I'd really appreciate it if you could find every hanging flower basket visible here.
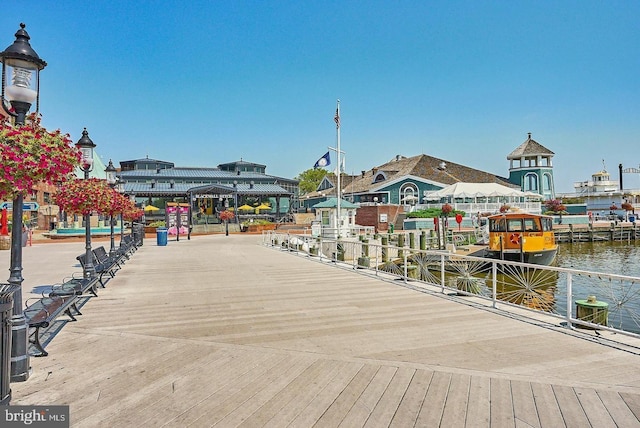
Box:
[0,113,81,200]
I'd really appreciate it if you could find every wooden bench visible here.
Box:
[23,295,81,357]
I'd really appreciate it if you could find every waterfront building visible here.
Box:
[117,157,299,222]
[560,165,640,219]
[507,133,556,200]
[300,134,554,229]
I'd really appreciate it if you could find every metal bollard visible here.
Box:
[0,283,19,405]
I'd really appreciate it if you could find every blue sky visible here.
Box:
[2,1,639,192]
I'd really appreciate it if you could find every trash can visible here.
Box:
[0,283,18,405]
[156,227,168,246]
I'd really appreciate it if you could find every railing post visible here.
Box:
[492,262,498,308]
[403,252,408,283]
[440,253,445,293]
[566,272,573,329]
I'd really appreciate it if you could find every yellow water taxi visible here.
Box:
[483,212,558,265]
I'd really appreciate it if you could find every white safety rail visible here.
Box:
[263,231,640,338]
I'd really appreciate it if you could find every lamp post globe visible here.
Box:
[105,160,117,255]
[1,23,46,384]
[75,128,96,279]
[0,23,47,123]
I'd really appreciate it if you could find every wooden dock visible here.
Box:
[554,223,640,243]
[4,235,640,427]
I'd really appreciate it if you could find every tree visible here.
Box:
[544,199,567,214]
[296,168,328,195]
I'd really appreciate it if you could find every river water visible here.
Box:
[555,240,640,277]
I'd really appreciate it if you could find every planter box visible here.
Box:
[144,226,157,234]
[246,224,276,233]
[0,236,9,250]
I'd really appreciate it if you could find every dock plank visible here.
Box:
[4,235,640,427]
[388,369,432,427]
[287,362,364,428]
[490,378,514,428]
[440,373,471,427]
[531,382,565,427]
[465,375,491,428]
[597,390,640,428]
[313,364,379,427]
[415,371,452,427]
[363,366,414,427]
[339,365,397,427]
[511,380,540,428]
[553,384,590,428]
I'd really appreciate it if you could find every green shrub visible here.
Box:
[241,219,273,226]
[148,221,166,227]
[406,208,466,218]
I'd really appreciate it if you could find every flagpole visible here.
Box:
[335,99,341,238]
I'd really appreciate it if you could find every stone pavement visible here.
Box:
[1,234,640,427]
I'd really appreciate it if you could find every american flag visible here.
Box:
[334,108,340,128]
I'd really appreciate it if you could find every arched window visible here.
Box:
[400,183,419,204]
[543,173,553,192]
[373,173,386,183]
[524,173,539,192]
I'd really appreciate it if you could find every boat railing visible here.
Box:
[263,231,640,339]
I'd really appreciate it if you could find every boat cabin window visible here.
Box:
[490,218,507,232]
[542,218,553,231]
[524,218,540,232]
[507,219,523,232]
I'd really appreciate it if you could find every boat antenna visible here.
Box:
[602,159,607,172]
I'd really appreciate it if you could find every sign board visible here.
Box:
[194,194,233,199]
[379,213,388,223]
[165,204,190,230]
[0,201,39,211]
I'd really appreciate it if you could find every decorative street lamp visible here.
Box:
[117,180,126,244]
[76,128,96,279]
[105,159,117,256]
[1,23,47,383]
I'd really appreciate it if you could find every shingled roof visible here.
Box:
[507,133,554,159]
[342,154,513,194]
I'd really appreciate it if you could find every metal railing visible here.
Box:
[263,231,640,338]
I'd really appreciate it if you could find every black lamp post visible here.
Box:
[105,159,117,256]
[1,23,47,383]
[76,128,96,279]
[117,180,126,244]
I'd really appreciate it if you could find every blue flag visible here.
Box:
[314,152,331,168]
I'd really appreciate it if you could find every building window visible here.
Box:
[524,173,538,192]
[543,173,552,192]
[321,210,329,225]
[400,183,418,204]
